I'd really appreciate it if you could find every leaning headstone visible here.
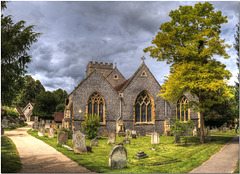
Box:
[72,131,87,154]
[123,138,131,145]
[91,138,98,146]
[57,132,68,145]
[2,119,8,129]
[38,126,45,137]
[102,129,108,137]
[151,132,159,144]
[107,133,116,145]
[131,130,137,139]
[48,128,55,138]
[109,145,127,169]
[136,151,148,159]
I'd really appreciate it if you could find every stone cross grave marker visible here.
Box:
[48,128,55,138]
[57,132,68,145]
[91,138,98,146]
[151,132,159,144]
[72,131,87,154]
[107,133,116,145]
[38,126,45,137]
[109,145,127,169]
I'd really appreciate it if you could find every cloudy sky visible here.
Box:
[3,1,239,93]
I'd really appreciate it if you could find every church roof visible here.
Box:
[15,107,24,116]
[54,112,64,122]
[114,79,130,91]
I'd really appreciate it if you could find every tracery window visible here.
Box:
[176,96,190,121]
[87,92,105,123]
[135,90,154,123]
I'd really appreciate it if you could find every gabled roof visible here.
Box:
[15,107,24,116]
[22,102,34,113]
[106,67,126,80]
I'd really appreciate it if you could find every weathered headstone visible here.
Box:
[32,123,38,130]
[38,126,45,137]
[107,133,116,145]
[136,151,148,159]
[57,132,68,145]
[131,130,137,139]
[151,132,159,144]
[58,125,62,129]
[109,145,127,169]
[2,119,8,129]
[72,131,87,154]
[123,138,130,145]
[48,128,55,138]
[51,123,58,130]
[192,127,197,136]
[91,138,98,146]
[45,123,50,129]
[102,129,108,137]
[125,129,131,138]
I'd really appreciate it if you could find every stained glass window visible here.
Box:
[135,90,153,123]
[87,92,105,123]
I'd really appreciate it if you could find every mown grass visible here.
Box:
[5,123,28,131]
[1,136,22,173]
[210,129,239,136]
[234,159,239,173]
[27,129,233,173]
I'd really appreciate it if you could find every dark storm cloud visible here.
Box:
[3,1,239,93]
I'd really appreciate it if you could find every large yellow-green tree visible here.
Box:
[144,2,232,143]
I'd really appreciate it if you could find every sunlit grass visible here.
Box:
[28,129,233,173]
[210,129,239,136]
[1,136,22,173]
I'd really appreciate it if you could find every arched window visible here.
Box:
[134,90,154,123]
[176,96,190,121]
[87,92,105,123]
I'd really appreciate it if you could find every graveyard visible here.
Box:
[27,128,233,173]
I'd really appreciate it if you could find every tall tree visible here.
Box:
[16,75,45,108]
[144,2,232,143]
[1,1,41,106]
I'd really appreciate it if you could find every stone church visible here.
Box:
[63,57,199,136]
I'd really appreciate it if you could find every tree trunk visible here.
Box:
[200,111,205,143]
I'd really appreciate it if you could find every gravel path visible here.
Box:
[190,136,239,173]
[4,122,94,173]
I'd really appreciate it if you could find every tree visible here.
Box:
[16,75,45,108]
[160,61,233,143]
[32,91,57,119]
[55,103,66,112]
[81,113,101,140]
[52,88,68,105]
[1,2,41,106]
[144,2,232,143]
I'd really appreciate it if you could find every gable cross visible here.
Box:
[141,56,146,62]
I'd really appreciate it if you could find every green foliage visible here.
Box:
[170,118,195,144]
[16,75,45,108]
[1,136,22,173]
[144,2,230,64]
[52,88,68,105]
[32,91,57,119]
[57,143,62,147]
[5,123,28,131]
[60,127,73,139]
[81,113,101,140]
[1,2,41,106]
[3,106,19,118]
[56,103,66,112]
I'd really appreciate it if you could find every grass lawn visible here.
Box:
[28,129,233,173]
[234,159,239,173]
[5,123,28,131]
[210,129,239,136]
[1,136,22,173]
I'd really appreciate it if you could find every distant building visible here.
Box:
[54,112,64,123]
[63,57,200,135]
[22,102,34,121]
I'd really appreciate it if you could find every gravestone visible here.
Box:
[109,145,127,169]
[2,119,8,129]
[45,123,50,129]
[38,126,45,137]
[123,138,130,145]
[102,129,108,137]
[59,125,62,129]
[19,119,24,125]
[48,128,55,138]
[72,131,87,154]
[51,123,58,130]
[91,138,98,146]
[15,120,19,127]
[131,130,137,139]
[9,123,16,127]
[136,151,148,159]
[192,127,197,136]
[125,129,131,138]
[107,133,116,145]
[57,132,68,145]
[151,132,159,144]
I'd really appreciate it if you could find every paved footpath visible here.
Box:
[190,136,239,173]
[4,122,94,173]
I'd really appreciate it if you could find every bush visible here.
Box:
[59,127,73,139]
[81,113,101,140]
[3,106,19,118]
